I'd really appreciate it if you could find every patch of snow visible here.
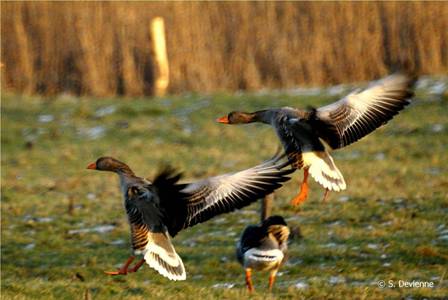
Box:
[367,244,379,250]
[328,221,342,227]
[173,100,210,117]
[22,128,38,141]
[286,259,303,266]
[77,126,106,140]
[321,242,338,248]
[182,126,193,135]
[236,210,257,215]
[287,87,323,97]
[416,77,432,89]
[383,262,391,267]
[222,160,237,168]
[338,196,350,202]
[22,215,54,223]
[350,281,366,287]
[207,230,224,237]
[294,280,309,289]
[181,240,197,247]
[161,99,172,107]
[365,225,374,231]
[393,198,405,204]
[336,150,361,160]
[431,124,444,133]
[213,217,226,224]
[381,221,393,227]
[38,114,54,123]
[212,283,235,289]
[68,224,115,235]
[438,235,448,241]
[429,82,447,95]
[95,105,116,117]
[237,219,250,224]
[374,152,386,160]
[24,243,35,250]
[83,126,106,140]
[36,217,54,223]
[110,239,125,245]
[425,168,441,175]
[285,216,302,222]
[439,229,448,235]
[327,84,347,96]
[329,276,346,285]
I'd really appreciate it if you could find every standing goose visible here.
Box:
[86,154,292,281]
[236,215,290,292]
[217,73,415,205]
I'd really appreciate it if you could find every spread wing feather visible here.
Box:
[181,154,293,230]
[311,73,415,149]
[153,153,293,237]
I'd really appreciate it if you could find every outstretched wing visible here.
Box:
[310,73,415,149]
[125,185,186,281]
[180,154,293,231]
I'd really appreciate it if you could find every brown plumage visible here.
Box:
[87,154,293,280]
[236,215,290,292]
[217,73,416,205]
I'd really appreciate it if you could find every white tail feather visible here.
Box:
[303,151,346,191]
[143,232,186,281]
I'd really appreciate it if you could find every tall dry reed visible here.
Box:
[1,2,447,96]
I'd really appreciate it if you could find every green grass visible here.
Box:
[1,90,447,299]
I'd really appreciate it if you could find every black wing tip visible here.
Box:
[154,165,183,185]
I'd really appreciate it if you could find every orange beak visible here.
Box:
[216,116,229,124]
[86,162,97,170]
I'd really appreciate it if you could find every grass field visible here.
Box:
[1,83,447,299]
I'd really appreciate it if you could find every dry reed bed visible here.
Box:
[1,2,447,96]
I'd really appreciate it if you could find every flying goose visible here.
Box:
[217,73,415,205]
[86,154,292,280]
